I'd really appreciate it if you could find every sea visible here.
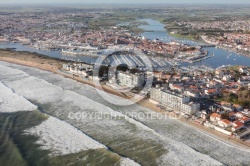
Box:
[0,61,250,165]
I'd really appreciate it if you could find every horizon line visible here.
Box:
[1,2,250,4]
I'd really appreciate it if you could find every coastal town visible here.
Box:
[1,3,250,166]
[0,5,250,145]
[201,33,250,55]
[169,19,250,56]
[0,10,208,63]
[61,60,250,143]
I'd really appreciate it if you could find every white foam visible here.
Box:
[25,116,106,156]
[120,157,141,166]
[0,81,37,112]
[0,62,249,165]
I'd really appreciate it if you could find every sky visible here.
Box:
[1,0,250,4]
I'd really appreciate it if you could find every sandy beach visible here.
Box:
[0,49,249,150]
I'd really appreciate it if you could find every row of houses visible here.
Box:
[62,63,93,78]
[205,111,250,139]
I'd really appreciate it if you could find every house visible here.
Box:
[171,84,184,92]
[242,109,250,116]
[153,72,163,80]
[221,103,234,111]
[239,116,250,124]
[213,77,223,83]
[210,113,222,122]
[205,89,218,95]
[62,64,71,70]
[235,112,244,119]
[200,110,208,119]
[172,75,181,81]
[228,112,237,121]
[222,75,232,82]
[218,119,231,128]
[185,90,200,98]
[232,121,244,132]
[182,76,191,81]
[215,70,225,77]
[239,67,248,74]
[237,78,249,85]
[206,80,218,88]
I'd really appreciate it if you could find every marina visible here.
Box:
[187,52,214,63]
[139,19,250,68]
[61,50,99,57]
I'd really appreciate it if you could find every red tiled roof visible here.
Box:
[228,112,236,117]
[220,119,231,125]
[240,116,250,123]
[233,121,244,129]
[210,113,221,118]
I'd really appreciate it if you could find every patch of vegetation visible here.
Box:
[169,33,200,41]
[219,88,250,108]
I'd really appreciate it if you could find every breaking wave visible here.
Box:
[1,61,249,165]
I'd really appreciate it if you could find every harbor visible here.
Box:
[139,19,250,68]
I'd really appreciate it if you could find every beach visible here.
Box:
[0,49,250,149]
[0,50,250,165]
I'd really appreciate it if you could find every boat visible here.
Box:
[211,52,215,57]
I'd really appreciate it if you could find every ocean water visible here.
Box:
[0,61,250,165]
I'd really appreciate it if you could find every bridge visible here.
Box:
[199,44,216,48]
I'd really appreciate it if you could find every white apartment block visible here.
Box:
[117,72,145,88]
[150,88,200,115]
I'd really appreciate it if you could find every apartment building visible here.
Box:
[117,72,145,88]
[150,88,200,115]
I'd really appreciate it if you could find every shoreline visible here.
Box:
[216,45,250,58]
[157,21,250,59]
[199,37,250,58]
[0,50,249,150]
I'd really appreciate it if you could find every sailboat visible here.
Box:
[211,52,215,57]
[227,53,232,59]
